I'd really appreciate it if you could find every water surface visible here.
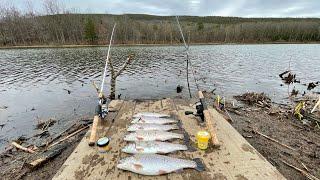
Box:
[0,44,319,150]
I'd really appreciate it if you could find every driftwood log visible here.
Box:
[11,142,36,154]
[28,143,68,169]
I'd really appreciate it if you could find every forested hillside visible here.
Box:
[1,5,320,46]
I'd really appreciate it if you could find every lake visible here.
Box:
[0,44,319,150]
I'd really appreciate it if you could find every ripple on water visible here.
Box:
[0,44,319,150]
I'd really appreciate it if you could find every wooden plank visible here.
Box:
[88,115,100,146]
[52,100,134,180]
[53,99,285,180]
[198,91,220,146]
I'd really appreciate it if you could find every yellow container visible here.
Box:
[196,131,210,150]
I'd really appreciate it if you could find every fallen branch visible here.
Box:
[281,160,319,180]
[11,142,36,153]
[28,143,68,169]
[224,109,234,123]
[41,122,77,147]
[311,97,320,113]
[252,129,296,151]
[48,125,89,148]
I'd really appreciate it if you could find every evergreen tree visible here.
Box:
[84,18,97,43]
[197,22,204,31]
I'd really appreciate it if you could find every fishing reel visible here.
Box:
[95,103,108,119]
[185,102,204,122]
[95,93,109,119]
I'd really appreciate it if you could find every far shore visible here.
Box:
[0,41,320,49]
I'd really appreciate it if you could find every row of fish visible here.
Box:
[117,112,205,176]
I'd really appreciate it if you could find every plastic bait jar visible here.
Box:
[196,131,210,150]
[97,137,110,153]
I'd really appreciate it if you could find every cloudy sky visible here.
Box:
[4,0,320,17]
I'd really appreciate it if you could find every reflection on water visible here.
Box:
[0,44,319,149]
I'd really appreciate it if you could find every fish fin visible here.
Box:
[136,147,144,152]
[186,144,196,152]
[133,163,143,170]
[157,151,167,154]
[183,132,196,152]
[177,120,183,129]
[158,169,168,175]
[193,158,205,172]
[136,136,144,141]
[174,169,184,173]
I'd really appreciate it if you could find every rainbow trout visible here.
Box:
[127,123,179,132]
[122,141,188,154]
[131,116,178,124]
[124,130,183,141]
[117,154,205,175]
[133,112,170,118]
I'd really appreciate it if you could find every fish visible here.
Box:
[124,130,183,142]
[127,123,179,132]
[122,141,188,154]
[131,116,178,124]
[133,112,170,118]
[117,154,205,175]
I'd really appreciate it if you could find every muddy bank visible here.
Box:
[0,92,319,179]
[226,92,320,180]
[0,118,90,179]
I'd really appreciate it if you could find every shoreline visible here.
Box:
[0,41,319,49]
[1,94,319,179]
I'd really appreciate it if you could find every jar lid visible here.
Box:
[97,137,110,147]
[197,131,210,137]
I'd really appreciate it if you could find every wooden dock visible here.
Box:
[53,98,285,180]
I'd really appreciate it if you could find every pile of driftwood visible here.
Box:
[0,118,91,178]
[232,91,320,128]
[234,92,271,108]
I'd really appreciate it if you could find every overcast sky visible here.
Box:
[4,0,320,17]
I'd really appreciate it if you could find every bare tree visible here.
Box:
[108,54,134,99]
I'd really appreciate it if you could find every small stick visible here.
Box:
[253,129,296,151]
[48,125,89,148]
[43,122,77,147]
[301,162,309,172]
[281,160,319,180]
[224,109,234,123]
[311,97,320,113]
[11,142,35,153]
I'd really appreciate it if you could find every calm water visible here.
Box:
[0,44,319,149]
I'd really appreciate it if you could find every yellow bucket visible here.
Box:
[196,131,210,150]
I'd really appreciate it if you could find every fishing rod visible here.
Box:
[175,16,220,147]
[89,23,116,146]
[175,16,195,98]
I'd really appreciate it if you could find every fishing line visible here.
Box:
[175,16,201,98]
[100,23,117,94]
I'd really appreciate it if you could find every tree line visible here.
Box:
[0,1,320,46]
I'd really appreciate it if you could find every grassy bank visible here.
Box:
[1,41,320,50]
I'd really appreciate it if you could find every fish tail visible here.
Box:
[176,120,183,129]
[183,132,196,152]
[171,124,179,130]
[193,158,205,172]
[177,133,184,139]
